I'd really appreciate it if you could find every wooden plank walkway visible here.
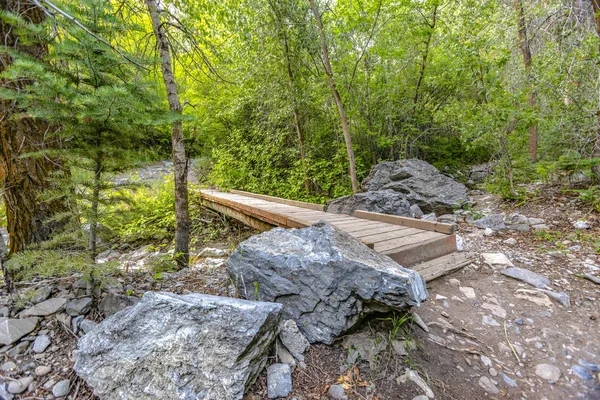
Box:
[199,189,474,281]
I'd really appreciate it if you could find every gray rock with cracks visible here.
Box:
[74,292,283,400]
[278,319,310,362]
[326,190,414,217]
[227,221,427,344]
[361,159,469,214]
[501,267,550,289]
[267,363,292,399]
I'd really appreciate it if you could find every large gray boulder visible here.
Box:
[227,222,427,344]
[361,160,469,214]
[74,292,282,400]
[326,189,415,217]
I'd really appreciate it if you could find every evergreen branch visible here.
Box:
[30,0,149,71]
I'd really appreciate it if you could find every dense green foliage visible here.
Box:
[175,0,600,199]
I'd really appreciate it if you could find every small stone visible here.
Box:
[482,253,514,270]
[538,289,570,308]
[392,340,408,356]
[52,379,70,397]
[0,317,39,345]
[448,278,461,287]
[481,303,507,319]
[98,293,139,317]
[501,267,550,289]
[504,238,517,245]
[480,355,492,367]
[267,363,292,399]
[79,319,98,334]
[43,379,55,390]
[484,228,494,236]
[279,319,310,362]
[410,204,424,218]
[456,235,465,251]
[478,376,499,394]
[428,334,447,346]
[482,315,500,326]
[198,247,229,258]
[72,279,87,289]
[55,313,72,328]
[1,361,16,372]
[21,297,67,317]
[7,376,34,394]
[65,297,92,316]
[7,341,30,357]
[571,365,593,380]
[277,341,296,370]
[502,373,518,387]
[412,312,429,333]
[515,289,552,307]
[573,221,590,230]
[578,359,600,372]
[32,334,51,353]
[327,384,348,400]
[35,365,52,376]
[489,367,498,377]
[533,224,549,230]
[459,286,476,299]
[412,396,429,400]
[535,363,561,382]
[422,213,436,221]
[30,286,53,304]
[397,369,434,398]
[0,385,13,400]
[515,318,524,325]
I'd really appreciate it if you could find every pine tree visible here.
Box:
[0,0,167,286]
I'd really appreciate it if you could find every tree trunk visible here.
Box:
[144,0,190,268]
[86,151,102,295]
[308,0,360,193]
[0,0,69,257]
[268,1,311,195]
[88,153,102,259]
[411,5,438,118]
[514,0,538,162]
[591,0,600,181]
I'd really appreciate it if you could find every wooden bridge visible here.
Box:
[199,189,473,281]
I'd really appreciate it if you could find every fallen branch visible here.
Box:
[504,320,521,363]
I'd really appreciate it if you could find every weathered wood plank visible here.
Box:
[350,225,410,238]
[200,199,276,231]
[375,231,445,252]
[353,210,456,235]
[329,220,385,233]
[384,235,457,267]
[229,189,325,211]
[413,252,475,281]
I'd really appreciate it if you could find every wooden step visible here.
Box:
[381,234,457,267]
[412,252,476,281]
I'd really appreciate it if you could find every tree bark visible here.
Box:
[0,0,69,256]
[591,0,600,181]
[268,1,311,195]
[411,5,438,118]
[144,0,190,268]
[308,0,360,193]
[514,0,538,162]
